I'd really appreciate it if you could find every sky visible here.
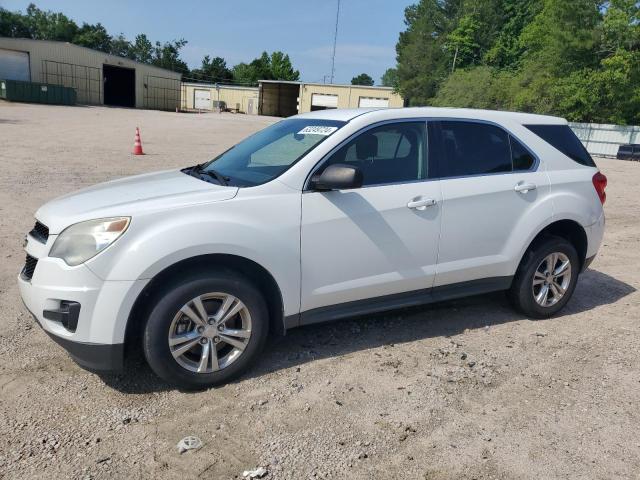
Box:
[3,0,415,85]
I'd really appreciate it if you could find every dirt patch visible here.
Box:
[0,104,638,479]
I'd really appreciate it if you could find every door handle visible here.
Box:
[407,197,437,210]
[514,182,537,194]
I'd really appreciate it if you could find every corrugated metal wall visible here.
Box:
[0,38,181,110]
[570,122,640,158]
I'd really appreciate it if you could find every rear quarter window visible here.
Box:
[524,124,595,167]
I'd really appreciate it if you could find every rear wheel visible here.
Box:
[508,236,579,318]
[143,270,268,389]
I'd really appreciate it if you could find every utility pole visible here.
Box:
[330,0,341,84]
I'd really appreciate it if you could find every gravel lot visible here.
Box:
[0,103,638,480]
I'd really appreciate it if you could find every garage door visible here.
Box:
[311,93,338,109]
[194,89,211,110]
[0,48,30,82]
[358,97,389,108]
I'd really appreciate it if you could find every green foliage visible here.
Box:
[270,52,300,82]
[351,73,374,86]
[431,66,516,110]
[191,56,233,82]
[74,23,111,52]
[446,15,482,70]
[381,68,399,88]
[232,51,300,85]
[396,0,640,124]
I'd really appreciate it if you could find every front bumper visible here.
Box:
[18,235,148,373]
[22,298,124,371]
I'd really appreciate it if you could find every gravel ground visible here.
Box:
[0,102,638,480]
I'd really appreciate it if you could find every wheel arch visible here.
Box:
[519,219,588,272]
[124,254,286,354]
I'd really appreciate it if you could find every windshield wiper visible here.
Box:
[189,164,230,186]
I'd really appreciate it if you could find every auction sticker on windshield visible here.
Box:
[297,126,338,136]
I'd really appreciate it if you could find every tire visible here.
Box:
[142,269,269,390]
[508,236,580,318]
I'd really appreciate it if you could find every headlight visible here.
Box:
[49,217,130,266]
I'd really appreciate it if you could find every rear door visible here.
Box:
[431,120,552,286]
[300,120,442,316]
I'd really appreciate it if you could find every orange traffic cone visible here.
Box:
[133,127,144,155]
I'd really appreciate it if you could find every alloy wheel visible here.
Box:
[167,292,252,373]
[532,252,572,308]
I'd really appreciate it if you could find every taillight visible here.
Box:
[592,172,607,204]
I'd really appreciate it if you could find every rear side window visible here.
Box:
[524,124,595,167]
[433,121,512,177]
[510,135,535,171]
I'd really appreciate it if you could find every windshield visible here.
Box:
[197,118,346,187]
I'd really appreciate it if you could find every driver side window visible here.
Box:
[323,122,427,186]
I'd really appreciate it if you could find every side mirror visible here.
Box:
[312,164,363,191]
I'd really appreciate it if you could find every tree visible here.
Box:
[351,73,374,86]
[129,34,154,64]
[151,39,189,74]
[232,51,300,85]
[191,55,233,82]
[485,0,540,69]
[431,66,516,110]
[392,0,640,124]
[395,0,458,104]
[0,8,31,37]
[269,51,300,81]
[446,15,482,71]
[109,34,132,59]
[381,68,399,88]
[74,23,111,52]
[24,3,78,41]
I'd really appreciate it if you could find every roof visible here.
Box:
[258,79,395,91]
[294,107,567,125]
[0,37,182,77]
[181,81,258,91]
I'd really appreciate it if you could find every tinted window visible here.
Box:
[524,124,595,167]
[510,135,535,170]
[435,121,511,177]
[323,122,427,186]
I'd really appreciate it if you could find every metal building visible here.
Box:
[258,80,405,117]
[181,82,259,114]
[0,37,182,110]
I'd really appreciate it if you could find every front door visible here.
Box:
[300,121,442,316]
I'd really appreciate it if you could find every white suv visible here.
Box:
[19,108,607,389]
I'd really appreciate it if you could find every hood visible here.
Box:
[36,169,238,233]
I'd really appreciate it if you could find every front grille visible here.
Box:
[22,254,38,281]
[29,221,49,244]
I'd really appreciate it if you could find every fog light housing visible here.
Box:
[43,301,81,332]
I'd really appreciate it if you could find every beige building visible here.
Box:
[0,37,182,110]
[258,80,404,117]
[181,82,259,114]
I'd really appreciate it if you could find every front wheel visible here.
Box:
[143,270,269,389]
[508,236,580,318]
